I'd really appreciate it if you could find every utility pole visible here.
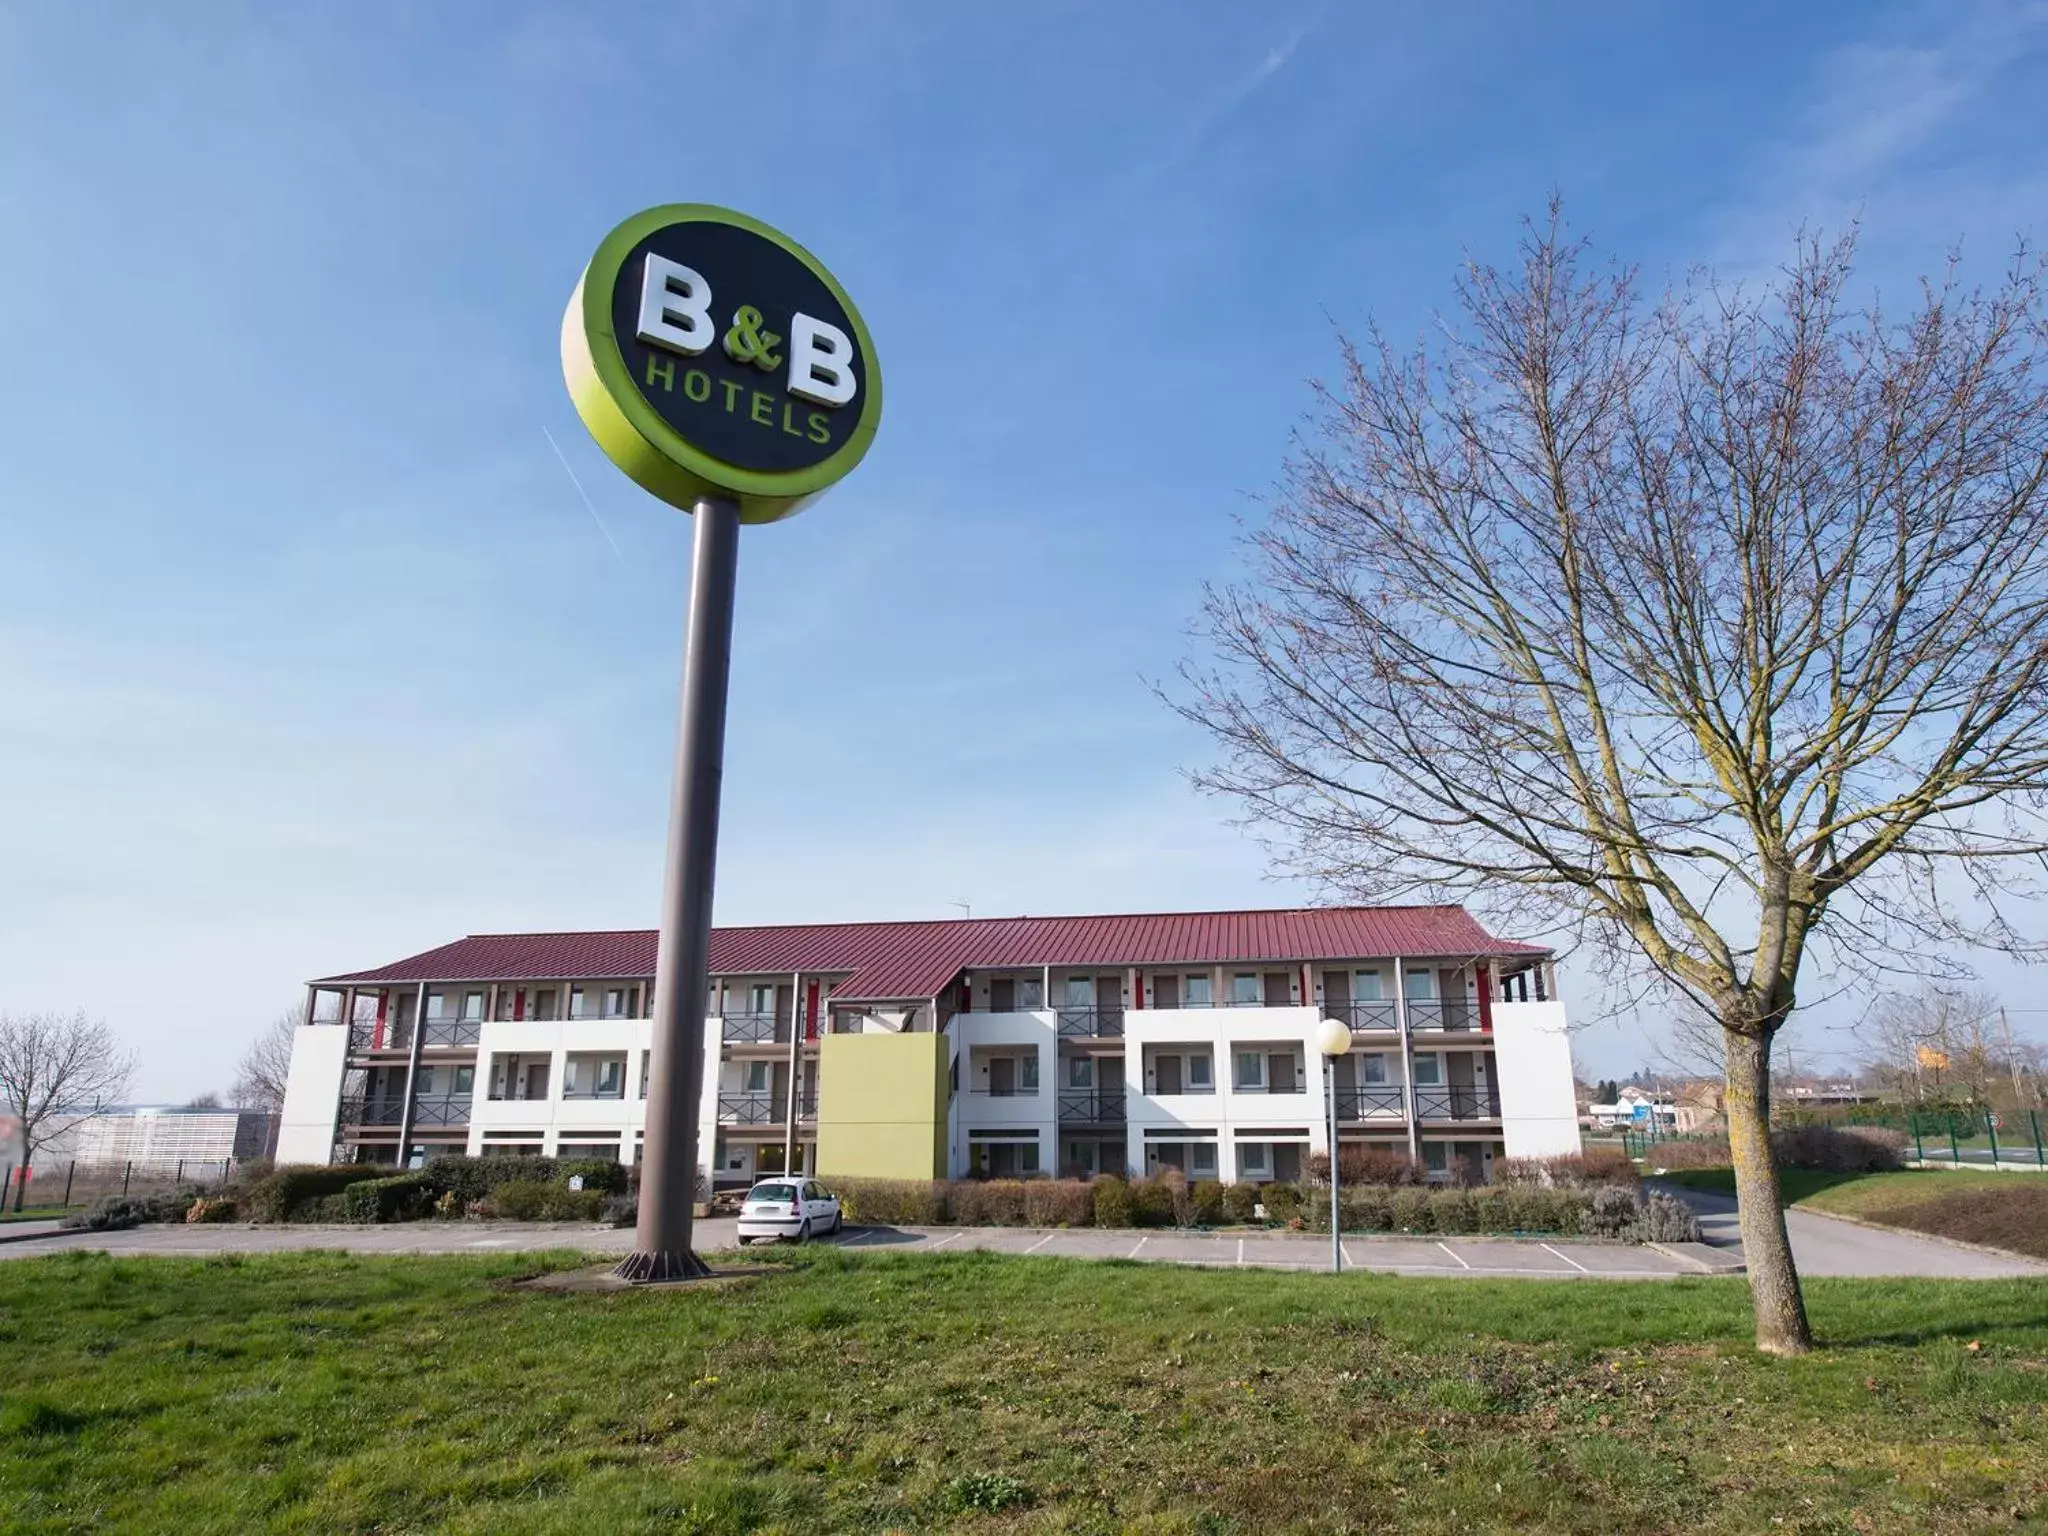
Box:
[2001,1007,2031,1109]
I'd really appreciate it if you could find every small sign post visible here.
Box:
[562,205,881,1281]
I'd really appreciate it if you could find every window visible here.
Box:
[533,988,557,1022]
[1188,1052,1213,1090]
[1067,1056,1094,1089]
[569,985,588,1019]
[742,1060,770,1093]
[750,983,774,1014]
[1064,975,1094,1007]
[1422,1141,1449,1173]
[604,987,628,1019]
[1230,973,1260,1006]
[1238,1142,1270,1176]
[1404,968,1436,1000]
[1018,1053,1039,1092]
[1361,1053,1389,1086]
[1191,1143,1218,1177]
[1019,976,1045,1009]
[1235,1051,1266,1089]
[1185,974,1213,1007]
[462,991,485,1021]
[1413,1053,1442,1086]
[639,1053,649,1099]
[1354,969,1385,1001]
[425,991,450,1020]
[452,1065,475,1096]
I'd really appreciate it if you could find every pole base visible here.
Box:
[611,1248,715,1284]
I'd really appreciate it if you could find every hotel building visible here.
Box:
[276,905,1579,1187]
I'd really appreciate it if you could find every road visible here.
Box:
[1661,1183,2047,1279]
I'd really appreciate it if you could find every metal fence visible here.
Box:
[1,1157,249,1214]
[1619,1107,2048,1168]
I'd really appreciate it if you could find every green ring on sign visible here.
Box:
[561,203,884,524]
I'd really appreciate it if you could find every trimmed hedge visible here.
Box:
[342,1174,430,1225]
[831,1178,949,1226]
[480,1179,607,1221]
[243,1164,389,1223]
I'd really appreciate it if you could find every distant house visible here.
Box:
[1585,1085,1676,1132]
[1672,1079,1725,1135]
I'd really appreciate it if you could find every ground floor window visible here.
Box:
[1235,1140,1305,1183]
[1060,1138,1122,1179]
[1145,1139,1219,1179]
[480,1138,544,1157]
[556,1140,619,1162]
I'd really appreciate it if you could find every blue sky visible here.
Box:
[3,1,2046,1100]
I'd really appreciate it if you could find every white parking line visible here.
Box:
[1129,1235,1149,1259]
[1237,1238,1245,1267]
[1024,1233,1056,1254]
[1436,1241,1471,1270]
[1340,1242,1361,1268]
[1541,1242,1589,1273]
[930,1231,966,1250]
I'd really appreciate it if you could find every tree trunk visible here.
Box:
[1723,1027,1813,1355]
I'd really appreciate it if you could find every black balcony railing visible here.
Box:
[797,1089,819,1118]
[721,1011,787,1044]
[422,1019,482,1049]
[1335,1087,1408,1120]
[1331,1001,1399,1031]
[1413,1087,1501,1120]
[1402,1000,1479,1033]
[1056,1006,1125,1038]
[718,1091,780,1125]
[1057,1090,1126,1123]
[337,1097,404,1127]
[409,1094,473,1126]
[969,1086,1040,1098]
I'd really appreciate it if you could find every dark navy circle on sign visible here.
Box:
[609,220,863,475]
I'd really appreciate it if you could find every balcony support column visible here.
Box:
[784,970,801,1176]
[394,981,428,1167]
[1394,958,1420,1161]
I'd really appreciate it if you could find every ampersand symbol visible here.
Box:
[722,305,783,371]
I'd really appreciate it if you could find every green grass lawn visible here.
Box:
[0,1206,65,1224]
[1660,1167,2048,1259]
[3,1251,2047,1533]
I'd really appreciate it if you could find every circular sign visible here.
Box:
[562,205,882,523]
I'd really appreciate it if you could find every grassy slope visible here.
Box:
[2,1251,2046,1534]
[1661,1168,2048,1258]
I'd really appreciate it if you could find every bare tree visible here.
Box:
[1859,985,1998,1102]
[0,1012,133,1211]
[1180,208,2048,1354]
[230,1009,300,1115]
[183,1091,225,1111]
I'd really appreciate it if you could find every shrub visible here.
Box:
[543,1188,607,1222]
[244,1163,390,1223]
[1023,1179,1093,1227]
[1221,1182,1259,1224]
[554,1158,630,1195]
[953,1179,1029,1226]
[1261,1183,1304,1225]
[831,1178,948,1225]
[1432,1186,1479,1234]
[63,1198,147,1232]
[1190,1179,1226,1226]
[1633,1190,1704,1243]
[1773,1124,1906,1173]
[601,1193,638,1227]
[1126,1177,1176,1228]
[1091,1175,1134,1228]
[1587,1184,1641,1238]
[1648,1137,1733,1170]
[483,1179,555,1221]
[420,1155,559,1206]
[342,1174,429,1225]
[1387,1188,1432,1232]
[1342,1187,1392,1232]
[1158,1169,1196,1228]
[184,1196,238,1224]
[1343,1147,1428,1186]
[306,1192,350,1221]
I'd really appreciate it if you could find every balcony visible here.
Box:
[721,1011,788,1045]
[337,1098,404,1128]
[422,1019,483,1049]
[1056,1006,1124,1038]
[562,1085,627,1101]
[717,1091,781,1126]
[1403,1000,1482,1033]
[967,1086,1040,1098]
[1335,1087,1408,1121]
[1330,1001,1398,1032]
[347,1022,411,1053]
[796,1088,818,1119]
[1057,1090,1126,1124]
[1414,1087,1501,1120]
[409,1094,473,1127]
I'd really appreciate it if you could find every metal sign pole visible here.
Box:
[615,494,741,1283]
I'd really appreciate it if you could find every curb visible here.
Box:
[0,1222,73,1246]
[1644,1240,1745,1275]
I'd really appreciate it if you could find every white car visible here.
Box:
[736,1178,842,1244]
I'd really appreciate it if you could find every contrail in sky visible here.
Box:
[541,422,628,568]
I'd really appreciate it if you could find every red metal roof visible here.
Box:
[314,905,1547,1000]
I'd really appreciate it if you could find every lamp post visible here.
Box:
[1314,1016,1353,1273]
